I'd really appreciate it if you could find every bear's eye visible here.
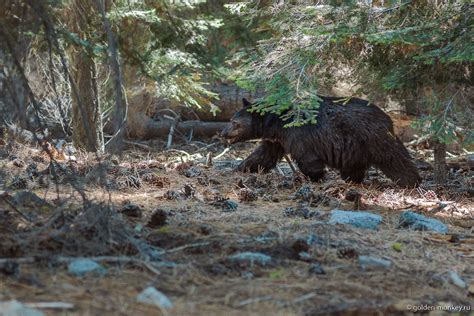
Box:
[232,121,240,128]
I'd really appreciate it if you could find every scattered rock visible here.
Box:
[67,259,106,277]
[329,210,382,230]
[0,300,44,316]
[359,255,392,269]
[210,199,239,212]
[147,209,168,228]
[298,251,312,261]
[308,263,326,275]
[467,155,474,170]
[398,211,448,234]
[448,270,467,289]
[136,286,173,309]
[223,200,239,212]
[229,252,272,266]
[119,203,143,218]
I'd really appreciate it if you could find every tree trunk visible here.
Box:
[136,117,227,140]
[433,140,447,185]
[68,0,104,152]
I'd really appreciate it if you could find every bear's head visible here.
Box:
[220,98,261,144]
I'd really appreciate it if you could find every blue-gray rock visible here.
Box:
[308,263,326,275]
[136,287,173,309]
[399,211,448,234]
[359,256,392,269]
[329,210,382,230]
[229,252,272,266]
[0,300,44,316]
[67,259,106,277]
[448,271,467,289]
[222,200,238,212]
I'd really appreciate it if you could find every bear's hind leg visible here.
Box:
[374,139,421,187]
[340,166,367,184]
[297,158,326,181]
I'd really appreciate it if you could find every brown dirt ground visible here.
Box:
[0,140,473,316]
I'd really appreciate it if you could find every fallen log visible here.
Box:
[138,119,228,140]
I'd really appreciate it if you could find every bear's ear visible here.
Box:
[242,98,251,108]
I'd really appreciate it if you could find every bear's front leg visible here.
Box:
[340,165,367,183]
[296,158,326,181]
[237,141,285,173]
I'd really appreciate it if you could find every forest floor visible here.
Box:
[0,138,473,316]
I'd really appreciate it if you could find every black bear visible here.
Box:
[220,97,421,187]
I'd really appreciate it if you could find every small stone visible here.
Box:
[67,259,106,277]
[448,270,467,289]
[358,255,392,269]
[136,286,173,309]
[329,210,382,230]
[298,251,312,260]
[0,300,44,316]
[467,155,474,170]
[398,211,448,234]
[222,200,238,212]
[229,252,272,266]
[308,263,326,275]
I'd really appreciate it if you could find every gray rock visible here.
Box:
[222,200,238,212]
[308,263,326,275]
[448,271,467,289]
[467,155,474,170]
[0,300,44,316]
[136,287,173,309]
[399,211,448,234]
[67,259,106,277]
[329,210,382,230]
[359,256,392,269]
[229,252,272,266]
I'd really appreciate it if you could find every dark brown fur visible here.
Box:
[221,97,421,187]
